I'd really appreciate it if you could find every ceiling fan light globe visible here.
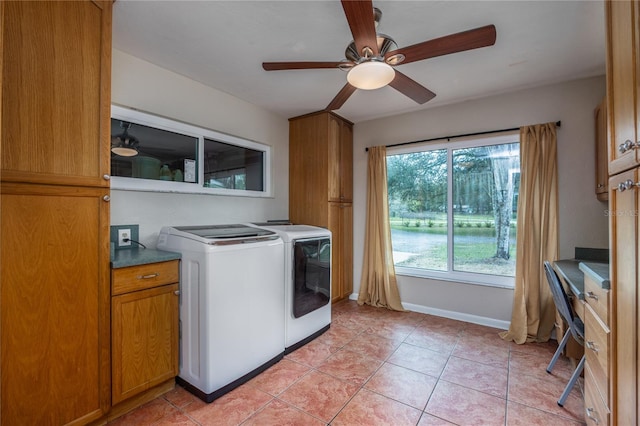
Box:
[347,61,395,90]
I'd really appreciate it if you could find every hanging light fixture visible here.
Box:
[111,121,139,157]
[347,60,395,90]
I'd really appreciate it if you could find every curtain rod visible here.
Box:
[365,120,561,152]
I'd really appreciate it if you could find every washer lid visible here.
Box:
[249,223,331,242]
[163,224,277,245]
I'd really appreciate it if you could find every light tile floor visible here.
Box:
[109,300,585,425]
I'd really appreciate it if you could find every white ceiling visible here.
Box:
[112,0,605,124]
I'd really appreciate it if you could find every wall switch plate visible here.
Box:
[110,224,140,251]
[117,229,131,247]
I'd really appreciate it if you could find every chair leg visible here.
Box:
[547,328,571,373]
[558,355,585,407]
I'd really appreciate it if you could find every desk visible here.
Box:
[553,259,609,360]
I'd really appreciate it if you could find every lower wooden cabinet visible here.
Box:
[111,260,179,405]
[0,183,111,425]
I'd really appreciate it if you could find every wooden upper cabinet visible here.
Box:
[1,0,112,187]
[289,111,354,217]
[606,0,640,175]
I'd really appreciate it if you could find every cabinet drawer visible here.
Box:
[112,260,179,295]
[585,303,610,402]
[585,363,610,426]
[584,275,610,326]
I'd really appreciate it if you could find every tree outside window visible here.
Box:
[387,136,519,285]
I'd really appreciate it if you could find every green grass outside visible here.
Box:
[391,214,517,276]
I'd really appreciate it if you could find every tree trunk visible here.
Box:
[488,146,514,260]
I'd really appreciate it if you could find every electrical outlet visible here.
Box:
[118,228,131,247]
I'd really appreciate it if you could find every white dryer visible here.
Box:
[251,223,331,353]
[157,224,284,402]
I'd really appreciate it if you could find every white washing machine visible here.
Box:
[156,224,284,402]
[250,223,331,353]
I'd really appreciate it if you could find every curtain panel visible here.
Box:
[501,122,559,344]
[358,146,405,311]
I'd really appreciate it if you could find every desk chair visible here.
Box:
[543,261,585,407]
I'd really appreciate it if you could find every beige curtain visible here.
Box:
[358,146,405,311]
[501,122,559,344]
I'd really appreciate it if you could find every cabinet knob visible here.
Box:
[586,341,599,353]
[597,184,604,188]
[174,290,181,296]
[586,291,599,301]
[618,139,636,153]
[103,174,111,181]
[616,179,637,192]
[102,195,110,202]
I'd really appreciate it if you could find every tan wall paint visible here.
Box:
[352,76,607,323]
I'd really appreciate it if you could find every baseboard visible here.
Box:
[348,292,510,330]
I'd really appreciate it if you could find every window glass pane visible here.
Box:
[387,150,448,271]
[452,143,519,276]
[203,138,264,191]
[110,119,198,182]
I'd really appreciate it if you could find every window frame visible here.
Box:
[109,105,273,198]
[387,131,519,289]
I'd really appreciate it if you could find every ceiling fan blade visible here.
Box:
[326,83,357,111]
[262,61,347,71]
[389,71,436,104]
[386,24,497,65]
[341,0,379,56]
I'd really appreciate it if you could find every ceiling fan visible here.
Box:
[262,0,497,111]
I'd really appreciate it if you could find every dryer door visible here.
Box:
[292,238,331,318]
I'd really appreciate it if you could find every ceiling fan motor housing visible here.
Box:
[345,33,398,63]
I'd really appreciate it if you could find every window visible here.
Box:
[110,105,272,197]
[387,133,520,288]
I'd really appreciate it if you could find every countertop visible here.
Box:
[579,261,611,290]
[554,259,609,298]
[111,248,181,269]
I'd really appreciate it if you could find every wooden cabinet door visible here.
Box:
[329,202,353,302]
[609,168,638,426]
[606,0,640,175]
[0,182,111,425]
[595,99,609,200]
[289,113,329,226]
[112,284,179,405]
[1,0,112,187]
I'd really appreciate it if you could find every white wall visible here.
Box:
[110,50,289,247]
[352,76,608,325]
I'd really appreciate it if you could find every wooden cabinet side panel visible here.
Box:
[1,1,112,186]
[341,203,354,298]
[340,122,353,202]
[0,183,110,424]
[607,0,638,175]
[609,169,638,426]
[327,116,341,201]
[328,203,342,302]
[595,99,609,199]
[328,203,353,302]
